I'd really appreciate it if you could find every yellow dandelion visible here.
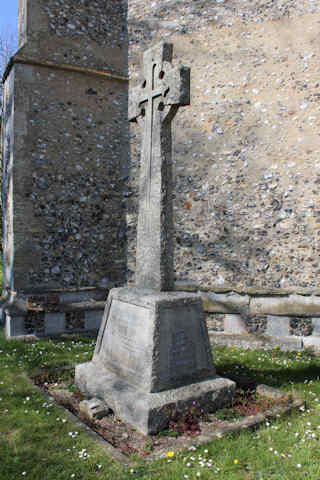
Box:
[297,352,301,356]
[167,451,175,458]
[233,459,239,465]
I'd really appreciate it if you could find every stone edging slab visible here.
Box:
[25,373,304,464]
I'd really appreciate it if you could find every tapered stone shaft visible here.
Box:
[129,42,190,291]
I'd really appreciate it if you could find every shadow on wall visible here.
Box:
[128,2,319,291]
[130,107,282,290]
[1,74,14,295]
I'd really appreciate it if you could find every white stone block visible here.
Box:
[5,315,26,338]
[224,314,247,334]
[265,316,290,337]
[45,313,65,334]
[312,318,320,336]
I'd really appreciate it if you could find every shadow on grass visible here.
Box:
[216,362,320,389]
[1,326,319,390]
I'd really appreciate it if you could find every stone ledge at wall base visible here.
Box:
[173,282,320,353]
[209,332,320,353]
[175,281,320,315]
[2,287,108,339]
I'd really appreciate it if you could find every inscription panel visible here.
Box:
[101,299,153,389]
[169,330,196,371]
[154,302,212,391]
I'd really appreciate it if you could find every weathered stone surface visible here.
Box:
[2,0,128,338]
[18,0,127,74]
[251,295,320,317]
[76,44,234,435]
[128,2,320,293]
[44,313,65,334]
[94,287,216,392]
[210,332,304,352]
[129,42,190,291]
[224,314,247,334]
[76,361,235,435]
[202,292,249,314]
[174,280,198,292]
[4,316,25,338]
[312,318,320,336]
[76,286,236,434]
[50,389,79,412]
[265,316,290,337]
[302,337,320,352]
[206,313,224,332]
[79,398,110,422]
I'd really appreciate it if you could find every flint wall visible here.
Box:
[1,0,129,337]
[127,0,320,347]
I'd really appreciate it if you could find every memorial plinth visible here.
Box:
[75,287,235,434]
[76,42,235,435]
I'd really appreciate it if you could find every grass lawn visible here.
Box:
[0,331,320,480]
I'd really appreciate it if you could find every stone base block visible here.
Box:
[224,314,247,334]
[312,318,320,336]
[75,287,236,434]
[265,316,290,337]
[4,315,26,338]
[76,361,235,435]
[45,313,66,334]
[2,287,106,338]
[4,308,104,339]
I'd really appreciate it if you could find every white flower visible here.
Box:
[297,464,302,469]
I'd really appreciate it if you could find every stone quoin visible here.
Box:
[1,0,129,338]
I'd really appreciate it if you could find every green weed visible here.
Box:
[0,331,320,479]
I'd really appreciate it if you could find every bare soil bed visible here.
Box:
[31,366,304,460]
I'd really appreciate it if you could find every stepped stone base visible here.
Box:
[75,287,236,434]
[76,361,235,435]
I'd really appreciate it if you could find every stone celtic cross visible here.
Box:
[129,42,190,291]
